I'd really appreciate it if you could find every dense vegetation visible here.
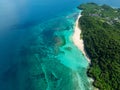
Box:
[78,3,120,90]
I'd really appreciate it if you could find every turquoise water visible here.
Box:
[20,9,92,90]
[31,9,92,90]
[0,9,93,90]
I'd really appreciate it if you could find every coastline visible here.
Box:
[77,3,120,90]
[72,14,91,63]
[72,13,99,90]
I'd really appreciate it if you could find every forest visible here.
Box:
[78,3,120,90]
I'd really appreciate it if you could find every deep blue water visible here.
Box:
[0,0,120,90]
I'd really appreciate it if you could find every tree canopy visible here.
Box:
[78,3,120,90]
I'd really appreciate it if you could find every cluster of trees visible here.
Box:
[78,3,120,90]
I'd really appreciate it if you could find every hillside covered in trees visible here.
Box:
[78,3,120,90]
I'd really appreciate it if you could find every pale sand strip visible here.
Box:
[72,14,91,63]
[72,14,99,90]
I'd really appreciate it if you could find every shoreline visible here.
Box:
[72,13,99,90]
[72,14,91,63]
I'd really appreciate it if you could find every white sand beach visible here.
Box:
[72,14,91,63]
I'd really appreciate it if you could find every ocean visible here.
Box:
[0,0,119,90]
